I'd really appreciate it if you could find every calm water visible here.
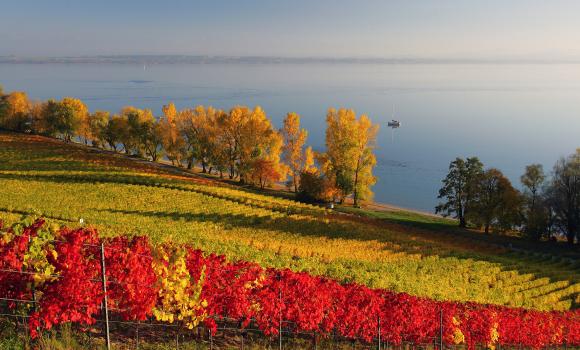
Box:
[1,63,580,212]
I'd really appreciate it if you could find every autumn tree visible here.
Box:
[324,108,379,206]
[468,168,522,234]
[117,106,160,159]
[103,114,127,152]
[159,103,187,166]
[139,115,164,162]
[87,111,110,148]
[238,106,285,186]
[351,115,379,206]
[281,112,308,192]
[216,107,243,179]
[29,101,50,135]
[43,98,86,142]
[176,105,223,171]
[436,157,484,227]
[61,97,88,141]
[303,146,316,173]
[0,91,30,131]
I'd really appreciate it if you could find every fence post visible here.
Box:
[135,321,139,350]
[377,316,381,350]
[439,308,443,350]
[100,242,111,350]
[277,272,282,350]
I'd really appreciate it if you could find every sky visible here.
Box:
[1,0,580,59]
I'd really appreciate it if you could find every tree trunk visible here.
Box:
[353,160,361,207]
[459,216,466,228]
[484,223,490,234]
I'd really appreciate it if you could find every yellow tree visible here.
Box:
[352,115,379,206]
[281,112,308,192]
[237,106,285,185]
[61,97,88,141]
[303,146,317,174]
[87,111,110,148]
[324,108,379,206]
[160,102,187,166]
[42,97,86,142]
[29,101,49,135]
[0,91,30,131]
[120,106,160,158]
[216,106,245,179]
[325,108,357,203]
[249,130,287,188]
[175,105,224,171]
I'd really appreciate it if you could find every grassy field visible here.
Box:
[1,131,579,311]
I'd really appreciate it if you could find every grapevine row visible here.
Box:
[1,218,578,349]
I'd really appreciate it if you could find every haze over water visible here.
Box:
[2,62,579,212]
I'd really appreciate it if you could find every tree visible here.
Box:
[61,97,88,141]
[520,164,548,240]
[281,112,308,192]
[0,91,30,131]
[139,116,164,162]
[214,106,285,185]
[303,146,316,173]
[103,114,127,152]
[546,150,580,244]
[87,111,110,148]
[114,106,157,156]
[435,157,484,227]
[159,103,187,167]
[43,98,85,142]
[216,107,243,179]
[298,151,340,203]
[175,105,223,172]
[29,101,50,135]
[351,115,379,207]
[249,159,280,189]
[324,108,379,205]
[325,108,357,202]
[469,168,522,234]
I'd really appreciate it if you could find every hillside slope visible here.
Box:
[0,132,578,310]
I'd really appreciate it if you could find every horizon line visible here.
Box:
[1,54,580,65]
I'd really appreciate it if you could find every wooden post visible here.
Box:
[439,308,443,350]
[135,321,139,349]
[100,242,111,350]
[377,316,381,350]
[277,272,283,350]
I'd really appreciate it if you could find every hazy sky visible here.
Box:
[2,0,580,58]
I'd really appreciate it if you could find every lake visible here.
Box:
[1,62,579,212]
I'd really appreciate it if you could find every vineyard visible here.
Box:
[1,218,579,349]
[0,131,579,316]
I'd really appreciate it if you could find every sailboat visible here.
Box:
[387,105,401,128]
[387,120,401,128]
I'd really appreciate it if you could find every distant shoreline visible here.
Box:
[2,55,580,65]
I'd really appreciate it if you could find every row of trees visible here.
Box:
[0,87,379,206]
[436,152,580,244]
